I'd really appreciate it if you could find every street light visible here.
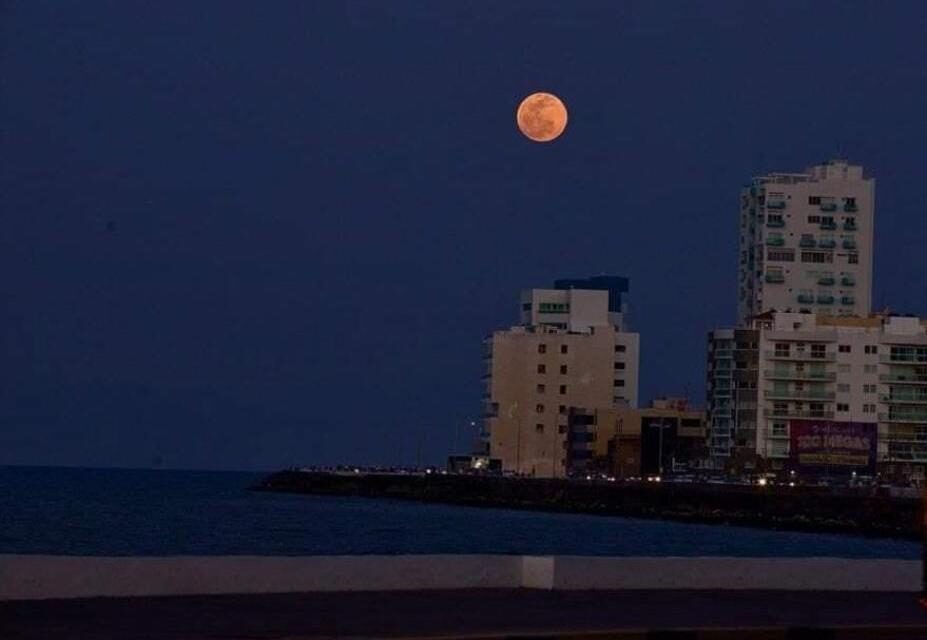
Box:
[651,419,673,477]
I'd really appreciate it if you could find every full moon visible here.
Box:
[516,92,568,142]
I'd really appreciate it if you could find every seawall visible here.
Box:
[255,471,922,539]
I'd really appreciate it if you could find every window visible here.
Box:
[809,196,821,205]
[848,254,859,264]
[810,344,826,359]
[537,364,546,374]
[768,249,795,262]
[838,345,851,353]
[863,384,877,394]
[807,215,821,224]
[837,383,850,393]
[838,363,851,373]
[559,405,567,414]
[560,345,568,354]
[863,404,875,414]
[522,302,532,311]
[614,362,626,370]
[535,404,545,414]
[864,345,877,354]
[837,403,849,412]
[538,302,570,314]
[538,344,547,354]
[559,385,567,395]
[801,252,833,264]
[560,365,568,374]
[614,379,625,387]
[864,364,877,374]
[615,344,626,353]
[536,384,545,394]
[535,424,544,433]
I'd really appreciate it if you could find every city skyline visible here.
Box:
[3,3,927,470]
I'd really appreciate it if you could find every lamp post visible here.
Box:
[651,419,673,477]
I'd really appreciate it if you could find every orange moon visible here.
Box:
[516,92,568,142]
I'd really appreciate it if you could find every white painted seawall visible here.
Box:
[0,555,919,601]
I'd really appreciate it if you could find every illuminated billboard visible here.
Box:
[789,420,877,473]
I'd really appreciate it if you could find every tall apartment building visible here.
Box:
[483,280,640,477]
[707,311,927,480]
[706,327,759,466]
[738,160,874,324]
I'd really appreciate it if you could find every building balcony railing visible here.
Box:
[819,221,837,230]
[879,373,927,384]
[818,239,837,249]
[844,203,858,213]
[817,295,835,305]
[766,200,786,210]
[768,430,790,440]
[765,272,785,283]
[764,409,835,419]
[879,412,927,424]
[841,296,855,306]
[712,348,734,359]
[817,276,835,286]
[765,369,836,381]
[820,202,837,212]
[842,239,858,250]
[844,221,858,232]
[767,218,785,228]
[797,294,816,304]
[880,355,927,365]
[799,237,817,248]
[766,237,785,247]
[765,350,835,362]
[841,276,855,286]
[765,389,836,400]
[880,393,927,405]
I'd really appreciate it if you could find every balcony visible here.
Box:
[818,238,837,249]
[880,354,927,365]
[765,389,836,400]
[765,272,785,283]
[881,393,927,405]
[841,295,855,306]
[879,373,927,384]
[765,369,836,381]
[767,200,786,210]
[880,412,927,424]
[797,294,815,304]
[841,275,855,286]
[769,429,790,440]
[798,236,817,248]
[765,236,785,247]
[817,276,835,286]
[842,239,857,250]
[816,294,835,305]
[764,350,835,362]
[844,202,858,213]
[844,220,858,231]
[819,220,837,231]
[712,348,734,359]
[764,408,835,420]
[820,202,837,212]
[767,218,785,228]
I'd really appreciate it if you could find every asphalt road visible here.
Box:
[3,589,927,639]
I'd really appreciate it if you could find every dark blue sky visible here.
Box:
[2,2,926,470]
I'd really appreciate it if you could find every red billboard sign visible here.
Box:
[789,420,877,472]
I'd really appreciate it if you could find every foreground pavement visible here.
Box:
[3,589,927,639]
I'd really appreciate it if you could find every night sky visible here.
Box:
[2,2,927,470]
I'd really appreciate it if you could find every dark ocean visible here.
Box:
[0,466,918,558]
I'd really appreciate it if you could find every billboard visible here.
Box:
[789,420,877,473]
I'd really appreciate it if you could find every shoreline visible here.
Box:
[254,470,923,541]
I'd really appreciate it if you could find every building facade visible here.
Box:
[708,312,927,480]
[483,282,640,477]
[737,160,874,325]
[567,399,707,478]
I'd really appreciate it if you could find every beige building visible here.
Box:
[738,160,874,324]
[483,285,639,477]
[709,311,927,479]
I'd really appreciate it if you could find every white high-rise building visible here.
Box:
[483,279,640,477]
[738,160,874,325]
